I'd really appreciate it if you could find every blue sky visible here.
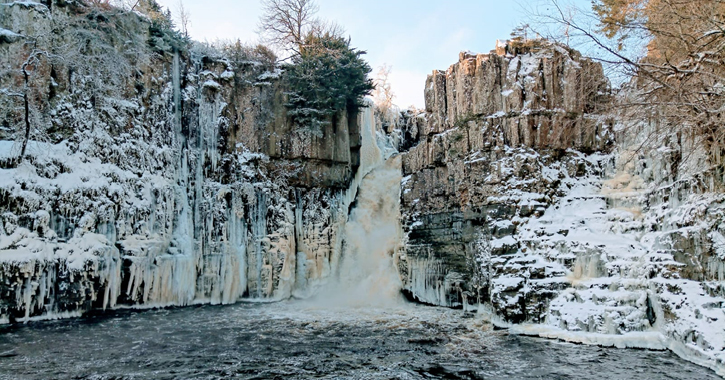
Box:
[155,0,592,108]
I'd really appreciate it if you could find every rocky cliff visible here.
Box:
[397,39,613,309]
[397,39,724,375]
[1,2,723,376]
[0,1,373,322]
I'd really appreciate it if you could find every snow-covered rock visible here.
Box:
[0,2,369,321]
[397,40,725,375]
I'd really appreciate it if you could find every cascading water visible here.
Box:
[332,156,404,306]
[312,106,406,307]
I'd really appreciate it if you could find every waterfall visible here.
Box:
[337,156,404,306]
[312,106,405,307]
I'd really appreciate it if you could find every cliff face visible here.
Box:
[398,40,725,375]
[421,42,611,152]
[398,40,613,309]
[1,2,723,375]
[0,1,366,321]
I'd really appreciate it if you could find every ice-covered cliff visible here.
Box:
[396,39,725,375]
[0,1,386,321]
[1,1,723,376]
[397,39,613,309]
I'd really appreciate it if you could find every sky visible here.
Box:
[154,0,593,108]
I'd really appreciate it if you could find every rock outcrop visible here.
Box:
[397,39,725,375]
[398,39,612,308]
[0,3,723,376]
[0,1,368,321]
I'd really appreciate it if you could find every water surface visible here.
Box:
[0,302,718,379]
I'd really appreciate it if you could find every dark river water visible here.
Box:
[0,301,719,380]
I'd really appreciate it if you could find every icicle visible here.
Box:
[172,49,182,137]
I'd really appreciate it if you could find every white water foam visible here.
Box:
[310,105,405,308]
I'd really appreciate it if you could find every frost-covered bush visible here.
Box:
[224,42,277,71]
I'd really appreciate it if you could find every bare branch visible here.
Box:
[257,0,343,56]
[176,0,191,38]
[529,0,725,176]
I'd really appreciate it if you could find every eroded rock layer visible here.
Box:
[0,1,366,321]
[397,40,725,375]
[398,40,613,308]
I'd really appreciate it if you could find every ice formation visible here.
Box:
[396,40,725,376]
[0,3,388,322]
[0,3,722,377]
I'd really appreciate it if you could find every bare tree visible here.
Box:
[258,0,318,54]
[373,65,395,111]
[257,0,343,56]
[1,1,142,163]
[372,65,398,132]
[176,0,191,38]
[528,0,725,179]
[310,19,344,40]
[1,52,54,163]
[19,51,43,159]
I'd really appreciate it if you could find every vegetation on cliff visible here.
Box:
[259,0,374,136]
[534,0,725,179]
[283,34,373,136]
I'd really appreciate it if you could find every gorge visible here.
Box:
[0,1,724,378]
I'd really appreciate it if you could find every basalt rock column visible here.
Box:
[397,39,612,309]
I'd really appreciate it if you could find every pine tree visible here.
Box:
[283,33,374,136]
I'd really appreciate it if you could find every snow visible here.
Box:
[519,54,541,76]
[0,13,722,376]
[0,28,21,42]
[0,106,390,317]
[257,69,282,81]
[0,38,400,322]
[0,140,17,158]
[489,150,725,375]
[394,39,725,376]
[202,79,221,90]
[510,324,668,350]
[0,140,142,196]
[3,1,45,9]
[709,231,725,260]
[491,235,517,249]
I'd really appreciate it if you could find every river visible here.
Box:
[0,301,718,379]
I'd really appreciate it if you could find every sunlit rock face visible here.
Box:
[397,39,613,309]
[0,2,365,321]
[421,42,611,152]
[398,40,725,375]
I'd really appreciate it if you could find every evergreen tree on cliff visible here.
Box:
[258,0,373,136]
